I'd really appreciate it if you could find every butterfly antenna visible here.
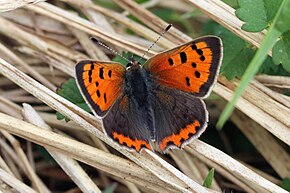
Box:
[137,24,172,63]
[90,37,133,64]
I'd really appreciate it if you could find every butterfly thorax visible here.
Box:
[124,64,156,139]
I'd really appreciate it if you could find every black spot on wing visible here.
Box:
[99,68,104,79]
[166,141,175,147]
[195,71,201,78]
[180,138,185,143]
[185,77,190,86]
[140,144,147,149]
[192,62,197,68]
[196,49,203,55]
[104,93,107,103]
[108,70,112,78]
[96,90,100,97]
[180,52,187,63]
[168,58,174,65]
[200,55,205,61]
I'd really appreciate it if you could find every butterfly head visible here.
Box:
[126,60,141,71]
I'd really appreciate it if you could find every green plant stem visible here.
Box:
[217,0,290,129]
[216,19,283,129]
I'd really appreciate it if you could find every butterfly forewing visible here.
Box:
[144,36,222,98]
[75,60,126,117]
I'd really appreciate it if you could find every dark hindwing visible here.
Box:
[152,86,208,152]
[103,95,152,152]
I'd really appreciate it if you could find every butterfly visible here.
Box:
[75,36,223,153]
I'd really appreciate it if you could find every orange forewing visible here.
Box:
[144,36,222,97]
[75,60,126,117]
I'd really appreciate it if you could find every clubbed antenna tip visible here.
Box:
[90,37,99,43]
[166,24,172,31]
[137,24,173,63]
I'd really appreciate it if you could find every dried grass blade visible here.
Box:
[0,42,56,91]
[188,140,288,193]
[59,0,176,49]
[230,110,290,178]
[0,168,37,193]
[26,2,157,57]
[0,155,13,175]
[112,0,192,44]
[0,0,43,12]
[214,83,290,146]
[1,131,50,193]
[22,103,102,193]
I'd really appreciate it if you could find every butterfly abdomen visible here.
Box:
[124,68,156,139]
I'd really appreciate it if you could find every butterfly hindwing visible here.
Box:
[144,36,222,97]
[152,86,208,152]
[75,60,126,117]
[103,95,152,152]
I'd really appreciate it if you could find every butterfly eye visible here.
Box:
[126,61,141,71]
[126,62,133,68]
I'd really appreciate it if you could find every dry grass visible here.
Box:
[0,0,289,192]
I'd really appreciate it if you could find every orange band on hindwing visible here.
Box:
[159,120,200,151]
[112,132,152,152]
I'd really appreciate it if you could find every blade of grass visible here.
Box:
[203,168,214,188]
[0,168,37,193]
[188,140,288,193]
[22,104,102,193]
[0,0,43,12]
[216,0,290,128]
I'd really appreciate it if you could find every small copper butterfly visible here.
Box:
[75,31,223,153]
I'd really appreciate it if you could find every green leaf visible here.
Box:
[217,0,289,129]
[102,183,118,193]
[259,55,282,74]
[272,31,290,72]
[222,0,239,8]
[203,22,274,79]
[203,22,253,79]
[56,111,70,122]
[36,145,56,164]
[203,168,215,188]
[281,178,290,191]
[113,52,146,66]
[56,78,90,122]
[235,0,282,32]
[222,49,255,79]
[275,0,290,33]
